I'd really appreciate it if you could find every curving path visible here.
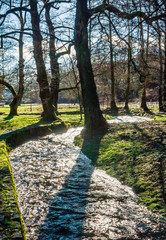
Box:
[10,117,165,239]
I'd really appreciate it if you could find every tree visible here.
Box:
[157,20,164,111]
[44,0,60,113]
[29,0,57,121]
[164,1,166,110]
[108,11,118,113]
[139,19,149,112]
[9,0,25,116]
[74,0,108,133]
[124,0,132,111]
[0,1,25,115]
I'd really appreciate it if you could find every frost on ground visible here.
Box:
[10,117,166,240]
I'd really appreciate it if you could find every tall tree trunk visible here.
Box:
[109,11,118,113]
[163,5,166,110]
[141,81,148,110]
[69,55,83,119]
[74,0,107,132]
[140,16,149,112]
[45,1,60,113]
[30,0,56,121]
[125,17,131,111]
[158,28,163,111]
[9,15,24,116]
[125,45,131,111]
[88,0,92,54]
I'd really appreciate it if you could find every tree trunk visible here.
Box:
[158,29,163,111]
[109,11,118,113]
[163,7,166,110]
[69,55,83,119]
[125,20,131,112]
[74,0,107,133]
[124,56,131,111]
[141,81,149,111]
[45,1,60,113]
[30,0,56,121]
[9,15,24,116]
[140,15,149,112]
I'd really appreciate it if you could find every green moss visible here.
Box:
[0,140,26,239]
[0,141,8,167]
[7,150,26,239]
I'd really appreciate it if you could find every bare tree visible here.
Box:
[30,0,57,121]
[108,11,118,113]
[74,0,108,133]
[9,0,25,115]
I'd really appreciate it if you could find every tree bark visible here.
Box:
[45,1,60,113]
[141,81,148,111]
[140,15,149,112]
[158,28,163,111]
[9,11,24,116]
[30,0,56,121]
[74,0,107,133]
[109,11,118,113]
[124,10,131,112]
[124,42,131,111]
[163,4,166,110]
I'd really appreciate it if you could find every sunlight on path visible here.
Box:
[107,116,153,124]
[10,118,165,240]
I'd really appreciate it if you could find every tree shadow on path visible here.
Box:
[36,130,106,240]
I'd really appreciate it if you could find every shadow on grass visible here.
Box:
[57,111,82,115]
[36,129,106,239]
[4,115,14,120]
[18,113,41,116]
[104,107,132,117]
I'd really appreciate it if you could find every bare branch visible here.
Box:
[0,79,17,97]
[89,2,166,23]
[56,43,74,60]
[0,31,33,44]
[58,81,80,92]
[0,6,30,26]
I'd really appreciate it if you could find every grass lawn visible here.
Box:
[0,104,84,134]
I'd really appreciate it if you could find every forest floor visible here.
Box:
[0,103,166,216]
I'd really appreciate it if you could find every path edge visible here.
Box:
[0,122,67,239]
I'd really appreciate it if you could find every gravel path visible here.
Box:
[107,116,153,124]
[10,116,165,239]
